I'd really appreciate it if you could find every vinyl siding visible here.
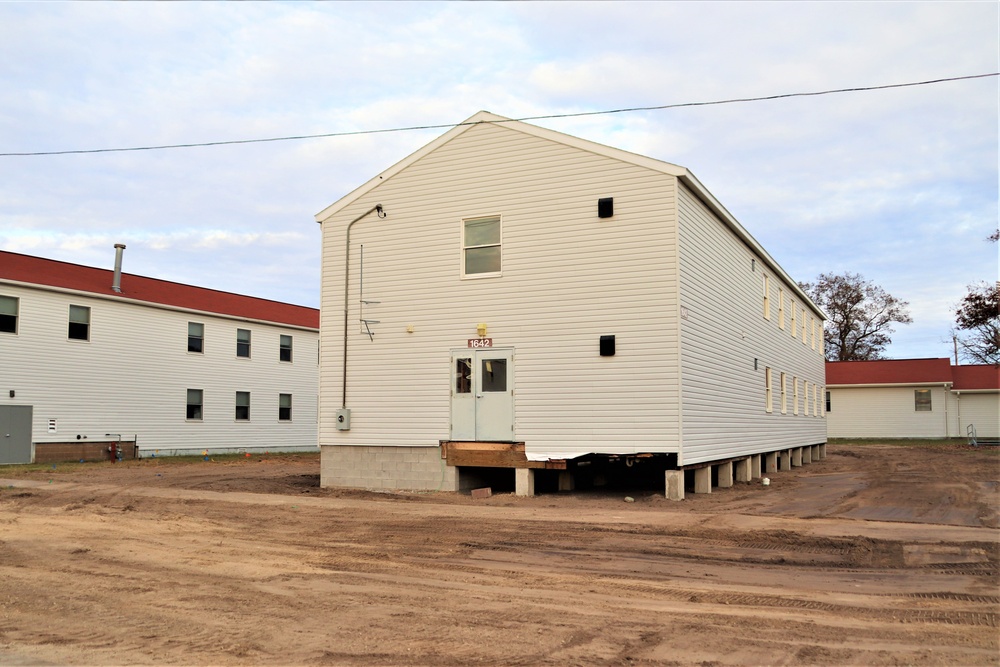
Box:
[951,392,1000,439]
[677,184,826,465]
[0,284,318,453]
[826,386,950,438]
[319,121,681,461]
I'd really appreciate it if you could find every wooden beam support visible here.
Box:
[440,441,566,470]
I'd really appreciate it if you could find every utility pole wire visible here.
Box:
[2,72,996,157]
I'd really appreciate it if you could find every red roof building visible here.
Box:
[825,359,999,439]
[0,250,318,329]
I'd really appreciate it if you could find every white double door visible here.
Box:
[450,348,514,442]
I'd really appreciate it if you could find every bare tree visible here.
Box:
[799,272,912,361]
[953,232,999,365]
[954,281,1000,365]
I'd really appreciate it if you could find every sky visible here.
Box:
[1,1,997,361]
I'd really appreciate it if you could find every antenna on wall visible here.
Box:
[359,244,380,341]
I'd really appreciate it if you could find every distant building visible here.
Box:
[315,111,827,498]
[825,359,999,439]
[0,247,318,463]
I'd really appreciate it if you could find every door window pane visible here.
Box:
[455,358,472,394]
[481,358,507,392]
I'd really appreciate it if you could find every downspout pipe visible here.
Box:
[342,204,385,408]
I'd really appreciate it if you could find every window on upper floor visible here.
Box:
[0,295,18,334]
[764,367,773,413]
[236,391,250,421]
[810,317,816,350]
[279,393,292,421]
[762,274,771,319]
[280,335,293,362]
[237,329,251,358]
[801,308,808,344]
[188,322,204,353]
[914,389,932,412]
[462,215,502,278]
[778,289,785,329]
[186,389,203,421]
[790,301,797,338]
[68,305,90,341]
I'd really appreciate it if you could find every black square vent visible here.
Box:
[600,335,616,356]
[598,197,614,218]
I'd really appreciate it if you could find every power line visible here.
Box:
[2,72,996,157]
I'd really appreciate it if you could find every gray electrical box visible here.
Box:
[335,408,351,431]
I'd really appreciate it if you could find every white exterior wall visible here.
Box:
[826,385,950,438]
[0,283,318,454]
[951,392,1000,439]
[319,122,681,461]
[676,185,827,465]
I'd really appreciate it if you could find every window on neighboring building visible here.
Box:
[780,372,787,414]
[914,389,932,412]
[279,393,292,421]
[825,390,831,413]
[765,367,773,413]
[0,295,18,333]
[236,329,251,358]
[68,305,90,340]
[280,335,293,362]
[186,389,203,420]
[236,391,250,420]
[778,289,785,329]
[762,274,771,319]
[188,322,204,353]
[793,376,799,415]
[462,215,502,277]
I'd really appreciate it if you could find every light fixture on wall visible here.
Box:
[477,323,488,337]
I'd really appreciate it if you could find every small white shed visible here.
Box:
[316,111,827,497]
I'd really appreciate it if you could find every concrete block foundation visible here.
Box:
[665,470,684,501]
[320,445,458,491]
[735,458,752,483]
[516,468,535,497]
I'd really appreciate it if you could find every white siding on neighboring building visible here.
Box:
[319,121,682,461]
[826,386,950,438]
[676,185,826,465]
[949,392,1000,439]
[1,283,318,454]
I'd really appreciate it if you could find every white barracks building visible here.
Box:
[316,112,827,498]
[0,247,318,463]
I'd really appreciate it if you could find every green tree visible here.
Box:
[799,272,912,361]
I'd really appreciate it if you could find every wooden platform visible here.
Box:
[440,441,567,470]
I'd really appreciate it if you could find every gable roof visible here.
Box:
[0,250,319,330]
[826,358,999,390]
[314,110,825,321]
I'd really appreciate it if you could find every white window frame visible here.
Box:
[279,393,292,421]
[188,322,204,354]
[186,388,203,421]
[280,334,293,363]
[68,304,90,341]
[236,328,251,358]
[778,289,785,329]
[762,274,771,320]
[765,367,773,413]
[235,391,251,421]
[0,295,18,334]
[461,214,502,279]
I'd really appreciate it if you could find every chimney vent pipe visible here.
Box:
[112,243,126,293]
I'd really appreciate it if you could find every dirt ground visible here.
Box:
[0,442,997,667]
